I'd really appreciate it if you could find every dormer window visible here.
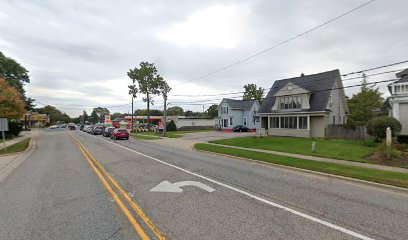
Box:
[279,96,302,109]
[221,106,228,114]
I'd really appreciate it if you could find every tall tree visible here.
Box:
[127,62,169,129]
[37,105,70,123]
[167,106,184,116]
[90,110,100,124]
[111,112,123,120]
[0,51,34,110]
[0,78,26,119]
[206,104,218,118]
[82,110,89,123]
[348,76,384,125]
[243,84,264,103]
[92,107,110,120]
[128,76,138,133]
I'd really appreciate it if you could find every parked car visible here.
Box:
[232,125,249,132]
[83,125,91,132]
[92,126,104,135]
[86,126,94,133]
[48,125,58,129]
[68,125,76,130]
[103,127,115,137]
[111,128,129,140]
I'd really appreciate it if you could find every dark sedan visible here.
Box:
[103,127,115,137]
[232,125,249,132]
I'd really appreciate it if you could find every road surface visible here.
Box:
[0,130,407,239]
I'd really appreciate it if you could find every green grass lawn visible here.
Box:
[138,130,213,138]
[0,138,31,155]
[195,143,408,188]
[131,134,161,140]
[210,136,376,163]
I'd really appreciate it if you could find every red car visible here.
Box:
[111,128,129,140]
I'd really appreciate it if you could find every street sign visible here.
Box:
[158,121,164,130]
[150,181,215,193]
[104,115,111,124]
[0,118,8,131]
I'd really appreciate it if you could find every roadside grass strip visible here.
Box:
[131,134,161,140]
[210,136,375,163]
[69,133,165,240]
[0,138,31,155]
[195,143,408,189]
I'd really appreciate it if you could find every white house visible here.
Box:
[216,98,260,131]
[388,69,408,135]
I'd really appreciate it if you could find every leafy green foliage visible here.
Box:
[243,84,264,103]
[167,106,184,116]
[5,121,23,138]
[0,51,34,110]
[92,107,110,119]
[127,62,169,128]
[0,78,26,119]
[36,105,70,123]
[166,120,177,131]
[347,76,384,125]
[206,104,218,118]
[90,110,100,124]
[366,117,402,142]
[378,141,402,159]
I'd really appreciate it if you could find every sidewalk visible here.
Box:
[206,143,408,174]
[0,132,32,150]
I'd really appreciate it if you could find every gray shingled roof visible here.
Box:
[259,69,340,113]
[222,98,257,110]
[395,69,408,83]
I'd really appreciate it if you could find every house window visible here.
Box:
[229,118,233,126]
[279,96,302,109]
[243,117,247,126]
[222,106,228,114]
[299,116,308,129]
[270,117,279,128]
[280,117,297,129]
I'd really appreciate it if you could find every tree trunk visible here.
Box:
[147,92,150,130]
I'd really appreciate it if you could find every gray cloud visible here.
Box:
[1,0,407,116]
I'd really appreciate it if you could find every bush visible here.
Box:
[366,117,401,142]
[362,139,378,147]
[378,141,402,159]
[166,120,177,132]
[5,121,23,138]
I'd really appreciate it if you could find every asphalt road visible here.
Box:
[1,130,407,239]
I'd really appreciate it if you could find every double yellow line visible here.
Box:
[69,133,165,240]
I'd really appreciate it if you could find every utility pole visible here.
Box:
[131,96,134,134]
[163,93,168,137]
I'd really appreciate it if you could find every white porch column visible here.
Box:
[393,102,400,120]
[307,115,310,130]
[267,116,270,129]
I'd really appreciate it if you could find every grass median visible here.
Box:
[210,136,376,163]
[194,143,408,189]
[131,134,161,140]
[0,138,31,155]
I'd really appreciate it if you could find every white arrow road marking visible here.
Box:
[85,133,376,240]
[150,180,215,193]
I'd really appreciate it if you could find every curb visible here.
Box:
[193,147,408,195]
[0,137,33,157]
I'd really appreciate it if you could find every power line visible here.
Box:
[178,0,377,85]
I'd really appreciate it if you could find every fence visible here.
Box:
[326,125,368,140]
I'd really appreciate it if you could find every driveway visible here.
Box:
[180,131,255,142]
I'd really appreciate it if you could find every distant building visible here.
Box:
[22,112,50,127]
[388,69,408,135]
[258,70,348,138]
[215,98,260,131]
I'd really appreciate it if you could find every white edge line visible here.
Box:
[78,132,375,240]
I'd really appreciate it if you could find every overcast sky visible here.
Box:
[1,0,408,117]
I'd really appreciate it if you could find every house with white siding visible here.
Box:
[216,98,260,131]
[388,69,408,135]
[258,69,348,138]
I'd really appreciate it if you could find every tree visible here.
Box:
[37,105,70,123]
[128,77,138,132]
[206,104,218,118]
[82,110,89,123]
[243,84,264,103]
[348,76,384,125]
[0,78,26,119]
[111,112,123,120]
[90,110,100,124]
[167,106,184,116]
[127,62,169,129]
[0,51,34,110]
